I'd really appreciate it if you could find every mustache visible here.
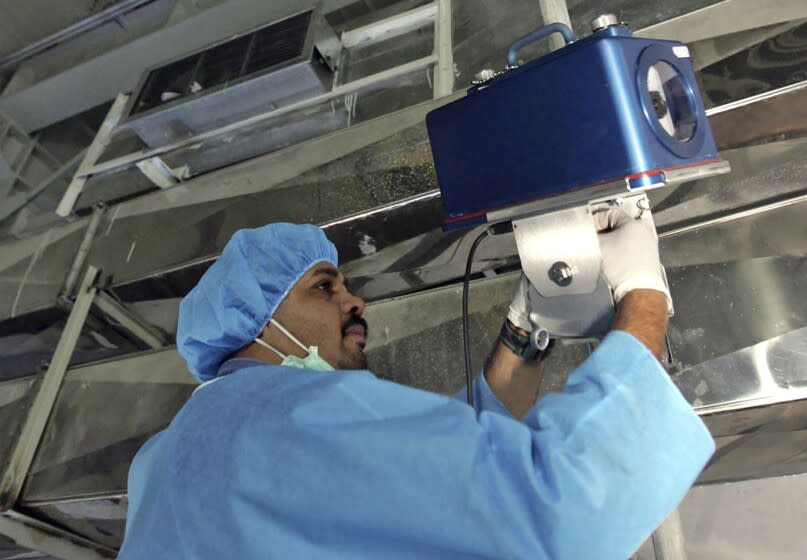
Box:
[342,316,368,337]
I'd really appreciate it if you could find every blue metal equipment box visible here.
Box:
[427,23,728,230]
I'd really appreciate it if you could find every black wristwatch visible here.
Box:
[499,319,553,361]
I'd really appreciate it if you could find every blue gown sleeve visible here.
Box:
[156,330,714,560]
[453,366,514,418]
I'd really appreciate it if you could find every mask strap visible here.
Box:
[254,337,287,360]
[268,318,310,354]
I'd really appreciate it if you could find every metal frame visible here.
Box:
[134,157,186,189]
[0,149,85,224]
[55,94,130,218]
[636,0,807,43]
[0,266,100,511]
[341,3,438,48]
[0,114,77,226]
[93,291,168,349]
[0,0,155,73]
[537,0,573,52]
[0,255,165,556]
[61,206,107,301]
[58,1,455,193]
[0,263,110,559]
[650,509,687,560]
[0,509,116,559]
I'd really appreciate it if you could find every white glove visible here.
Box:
[593,203,673,313]
[507,273,533,332]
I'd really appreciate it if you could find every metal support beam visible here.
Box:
[688,19,807,70]
[79,56,438,179]
[636,0,807,44]
[433,0,454,98]
[61,205,106,301]
[55,94,129,218]
[537,0,572,52]
[135,157,186,189]
[0,510,116,559]
[341,2,437,48]
[0,266,100,510]
[651,509,687,560]
[93,291,169,349]
[0,149,86,224]
[0,0,155,72]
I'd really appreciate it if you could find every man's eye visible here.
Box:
[316,282,331,292]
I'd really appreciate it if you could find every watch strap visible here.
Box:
[500,319,551,361]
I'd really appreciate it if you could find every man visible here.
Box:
[119,215,713,559]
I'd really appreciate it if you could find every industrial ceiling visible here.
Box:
[0,0,806,558]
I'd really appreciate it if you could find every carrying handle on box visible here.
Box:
[506,23,575,67]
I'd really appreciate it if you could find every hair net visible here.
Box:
[177,223,338,382]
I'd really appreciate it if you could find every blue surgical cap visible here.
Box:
[177,223,338,382]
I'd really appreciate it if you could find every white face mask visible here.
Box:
[254,319,335,372]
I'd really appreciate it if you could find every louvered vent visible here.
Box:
[122,8,340,147]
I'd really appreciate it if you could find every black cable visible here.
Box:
[462,228,492,406]
[462,222,514,406]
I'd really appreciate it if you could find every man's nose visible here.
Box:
[342,292,366,317]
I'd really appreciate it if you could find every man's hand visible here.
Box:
[594,199,671,359]
[593,201,672,313]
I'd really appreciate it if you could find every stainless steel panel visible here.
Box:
[86,112,443,294]
[0,377,38,481]
[12,219,807,533]
[699,21,807,109]
[22,350,193,503]
[21,497,127,550]
[677,327,807,412]
[0,69,803,332]
[0,220,87,322]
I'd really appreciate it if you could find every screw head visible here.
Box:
[591,14,619,32]
[548,261,574,287]
[472,68,497,84]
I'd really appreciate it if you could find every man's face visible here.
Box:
[270,263,368,370]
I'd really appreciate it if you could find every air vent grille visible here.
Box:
[131,10,315,116]
[244,10,312,75]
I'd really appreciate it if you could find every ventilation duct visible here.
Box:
[120,7,341,147]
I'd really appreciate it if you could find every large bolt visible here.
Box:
[548,261,573,287]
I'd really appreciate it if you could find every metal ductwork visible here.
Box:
[121,7,343,147]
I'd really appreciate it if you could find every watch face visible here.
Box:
[646,60,697,142]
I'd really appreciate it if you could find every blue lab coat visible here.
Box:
[119,331,713,559]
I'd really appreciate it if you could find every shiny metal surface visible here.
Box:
[514,206,601,297]
[22,497,128,551]
[699,21,807,109]
[635,0,807,44]
[0,508,115,559]
[7,194,807,542]
[0,377,37,487]
[15,187,807,503]
[513,205,613,338]
[22,349,194,504]
[0,267,99,510]
[678,327,807,412]
[591,14,619,33]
